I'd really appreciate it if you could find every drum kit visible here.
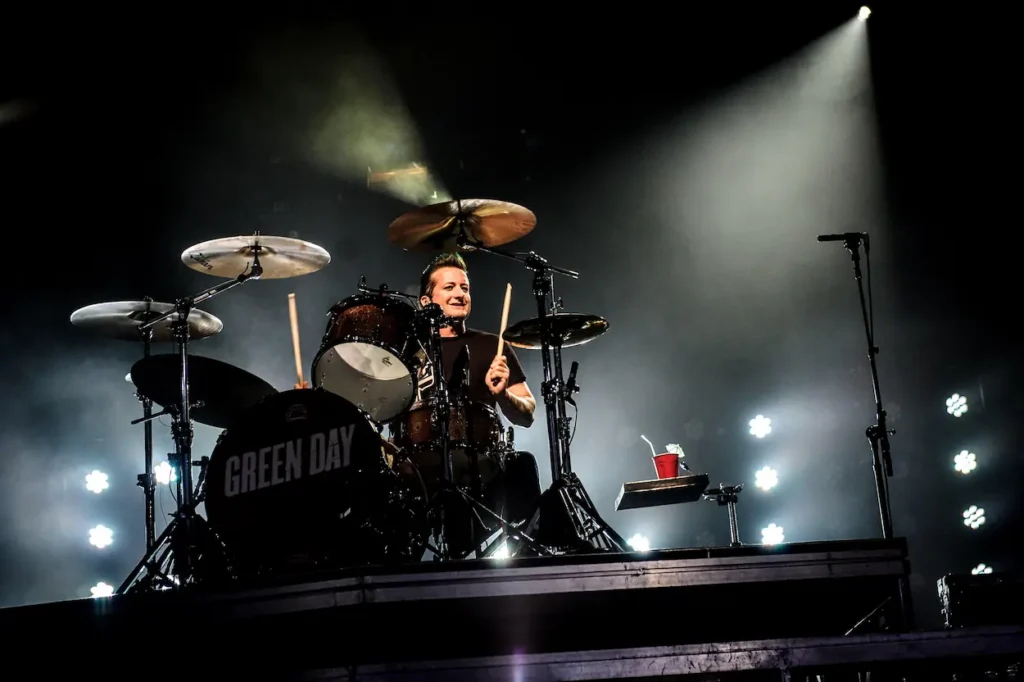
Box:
[70,199,624,593]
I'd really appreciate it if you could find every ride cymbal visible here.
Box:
[182,235,331,279]
[130,355,278,429]
[70,301,223,343]
[503,313,608,350]
[388,199,536,252]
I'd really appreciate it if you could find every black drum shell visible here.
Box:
[204,389,386,567]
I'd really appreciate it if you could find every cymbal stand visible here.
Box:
[461,238,627,552]
[134,297,156,553]
[120,251,263,591]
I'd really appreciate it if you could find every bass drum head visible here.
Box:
[204,389,425,576]
[312,344,415,423]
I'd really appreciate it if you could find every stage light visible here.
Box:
[761,523,784,545]
[971,563,993,575]
[85,470,109,494]
[749,415,772,439]
[88,524,113,549]
[90,582,114,598]
[489,543,509,560]
[962,505,985,530]
[627,534,651,552]
[754,466,778,491]
[858,6,871,20]
[946,393,968,417]
[155,461,176,485]
[954,450,977,475]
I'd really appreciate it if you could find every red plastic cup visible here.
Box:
[652,453,679,479]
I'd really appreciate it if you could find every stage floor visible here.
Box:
[4,538,1018,678]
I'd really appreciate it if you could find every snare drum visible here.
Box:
[391,398,504,486]
[311,294,420,423]
[204,389,425,574]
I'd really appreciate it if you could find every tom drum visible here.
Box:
[311,294,420,423]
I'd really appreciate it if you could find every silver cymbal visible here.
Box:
[181,235,331,279]
[70,301,223,343]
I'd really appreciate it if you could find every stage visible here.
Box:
[1,538,1021,679]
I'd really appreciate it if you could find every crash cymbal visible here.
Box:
[70,301,223,343]
[388,199,536,252]
[181,235,331,279]
[504,313,608,350]
[130,355,278,429]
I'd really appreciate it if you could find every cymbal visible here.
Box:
[181,235,331,279]
[70,301,223,343]
[504,313,608,350]
[130,355,278,429]
[388,199,536,252]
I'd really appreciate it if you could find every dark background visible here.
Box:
[0,4,1019,628]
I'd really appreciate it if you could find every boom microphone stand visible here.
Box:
[119,252,263,592]
[818,232,894,539]
[819,231,914,629]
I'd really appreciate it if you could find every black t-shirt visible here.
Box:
[413,329,527,410]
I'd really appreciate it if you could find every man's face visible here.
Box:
[421,267,471,321]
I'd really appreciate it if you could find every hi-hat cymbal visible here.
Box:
[388,199,536,252]
[182,235,331,279]
[70,301,223,343]
[130,355,278,429]
[504,313,609,350]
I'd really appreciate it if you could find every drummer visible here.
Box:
[413,252,542,525]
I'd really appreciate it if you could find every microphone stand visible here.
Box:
[833,234,894,540]
[826,233,914,629]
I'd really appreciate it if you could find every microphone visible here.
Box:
[564,361,580,407]
[817,232,868,243]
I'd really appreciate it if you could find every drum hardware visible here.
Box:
[118,456,222,594]
[702,484,744,547]
[70,298,224,553]
[464,240,626,552]
[119,232,330,591]
[128,272,261,590]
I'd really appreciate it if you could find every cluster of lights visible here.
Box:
[748,414,784,546]
[84,468,115,598]
[946,392,993,575]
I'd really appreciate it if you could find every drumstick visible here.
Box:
[496,283,512,357]
[288,293,304,386]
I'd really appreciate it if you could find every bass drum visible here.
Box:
[310,294,421,424]
[204,389,426,577]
